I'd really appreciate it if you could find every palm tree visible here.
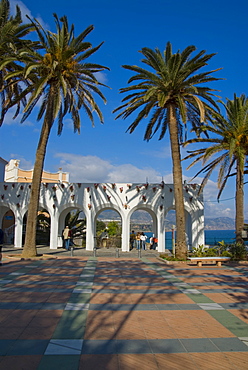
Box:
[2,14,109,257]
[0,0,35,125]
[113,43,221,258]
[184,94,248,245]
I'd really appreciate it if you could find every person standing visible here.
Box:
[136,232,141,250]
[130,230,136,250]
[140,232,147,250]
[153,236,158,250]
[63,226,71,250]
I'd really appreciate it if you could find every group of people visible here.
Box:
[130,230,158,250]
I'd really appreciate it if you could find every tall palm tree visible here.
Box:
[114,42,221,258]
[0,0,35,125]
[3,14,109,257]
[184,94,248,245]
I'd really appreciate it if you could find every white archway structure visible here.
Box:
[0,182,204,252]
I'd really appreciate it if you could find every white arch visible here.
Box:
[0,182,204,252]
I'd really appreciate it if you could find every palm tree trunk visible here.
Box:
[21,120,52,258]
[168,104,187,259]
[235,161,244,245]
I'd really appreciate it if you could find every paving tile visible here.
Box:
[210,337,248,352]
[198,303,225,310]
[118,354,159,370]
[64,303,89,311]
[0,355,42,370]
[79,354,119,370]
[148,339,186,353]
[116,339,152,353]
[68,293,91,304]
[38,354,80,370]
[52,311,88,339]
[45,339,83,355]
[239,337,248,347]
[180,338,219,352]
[82,339,117,354]
[227,309,248,324]
[208,310,248,337]
[185,294,215,303]
[73,288,92,294]
[6,339,48,355]
[189,352,237,370]
[0,339,16,355]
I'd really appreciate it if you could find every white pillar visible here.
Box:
[14,212,23,248]
[50,210,59,249]
[86,211,94,251]
[121,213,129,252]
[157,212,165,253]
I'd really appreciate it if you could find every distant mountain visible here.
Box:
[204,217,235,230]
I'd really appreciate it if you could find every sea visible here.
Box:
[144,230,247,250]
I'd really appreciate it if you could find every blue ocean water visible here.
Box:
[145,230,246,250]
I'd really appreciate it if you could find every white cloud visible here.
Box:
[10,1,48,28]
[10,1,32,21]
[1,108,34,126]
[9,155,33,170]
[95,71,108,84]
[55,153,164,184]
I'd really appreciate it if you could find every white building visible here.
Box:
[0,181,204,252]
[5,159,69,183]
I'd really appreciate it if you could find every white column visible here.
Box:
[14,212,23,248]
[86,211,94,251]
[157,212,165,253]
[50,210,58,249]
[121,213,129,252]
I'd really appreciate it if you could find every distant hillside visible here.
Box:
[97,210,247,230]
[204,217,235,230]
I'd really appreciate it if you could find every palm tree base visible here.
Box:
[175,242,187,259]
[21,249,38,258]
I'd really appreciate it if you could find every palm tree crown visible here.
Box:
[114,42,221,258]
[114,43,221,141]
[7,14,109,132]
[0,0,34,125]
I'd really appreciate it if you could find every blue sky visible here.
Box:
[1,0,248,219]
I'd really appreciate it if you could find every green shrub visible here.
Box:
[159,255,186,261]
[228,242,247,261]
[221,250,232,258]
[192,244,206,257]
[205,248,217,257]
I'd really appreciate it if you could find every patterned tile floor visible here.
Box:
[0,255,248,369]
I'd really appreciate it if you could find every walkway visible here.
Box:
[0,252,248,369]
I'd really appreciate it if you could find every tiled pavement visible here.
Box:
[0,254,248,369]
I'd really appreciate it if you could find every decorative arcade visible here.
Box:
[0,182,204,252]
